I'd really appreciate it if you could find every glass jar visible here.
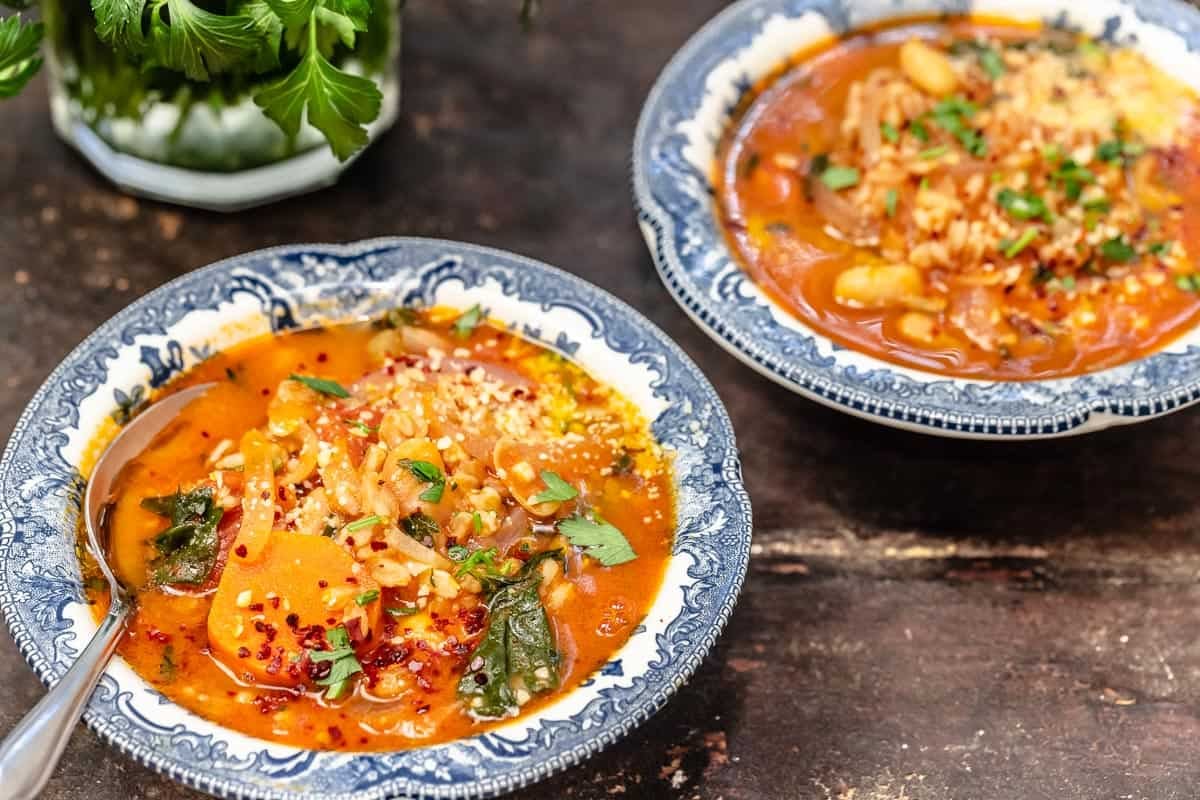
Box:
[40,1,401,211]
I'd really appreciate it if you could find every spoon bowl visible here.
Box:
[0,382,215,800]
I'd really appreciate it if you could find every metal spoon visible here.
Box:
[0,383,215,800]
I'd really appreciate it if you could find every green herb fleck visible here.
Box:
[159,645,177,683]
[909,118,930,143]
[979,46,1005,79]
[1004,228,1040,259]
[820,165,860,191]
[452,304,485,339]
[400,459,447,503]
[1100,236,1137,263]
[885,188,898,218]
[529,470,579,504]
[289,374,350,398]
[880,121,899,143]
[355,589,380,606]
[472,511,483,534]
[997,188,1052,223]
[346,515,383,533]
[1177,274,1200,292]
[1149,241,1173,257]
[387,605,419,617]
[919,145,949,160]
[142,487,224,586]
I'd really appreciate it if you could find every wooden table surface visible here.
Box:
[5,3,1200,798]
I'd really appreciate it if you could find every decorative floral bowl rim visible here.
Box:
[0,238,752,799]
[633,0,1200,440]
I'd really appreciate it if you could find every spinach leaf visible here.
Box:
[142,487,224,586]
[457,551,562,718]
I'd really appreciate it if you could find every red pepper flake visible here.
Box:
[318,580,328,588]
[326,617,338,626]
[345,536,356,548]
[270,596,281,609]
[327,726,344,742]
[253,620,266,633]
[285,613,300,628]
[248,603,264,612]
[235,544,248,558]
[345,576,359,584]
[237,647,251,659]
[200,430,210,439]
[261,388,271,396]
[146,628,171,644]
[369,540,387,551]
[316,352,328,363]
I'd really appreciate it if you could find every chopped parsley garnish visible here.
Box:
[346,515,383,533]
[401,460,446,503]
[158,645,177,683]
[820,165,860,190]
[448,545,471,561]
[930,96,987,157]
[1081,197,1111,213]
[452,304,485,338]
[909,118,930,143]
[996,188,1052,223]
[454,546,502,581]
[1059,275,1077,292]
[557,516,637,567]
[1042,143,1063,162]
[529,470,579,504]
[885,188,898,218]
[354,589,380,606]
[1051,159,1095,201]
[347,420,378,436]
[308,627,362,700]
[289,374,350,398]
[1100,236,1137,263]
[1004,229,1039,259]
[1148,241,1173,257]
[1176,274,1200,292]
[880,121,900,143]
[979,46,1006,79]
[386,605,420,617]
[472,511,483,534]
[1097,137,1145,164]
[919,145,949,160]
[384,307,419,328]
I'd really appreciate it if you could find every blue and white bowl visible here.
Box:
[634,0,1200,439]
[0,239,752,799]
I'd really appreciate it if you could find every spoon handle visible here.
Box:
[0,601,130,800]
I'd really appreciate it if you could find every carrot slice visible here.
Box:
[207,530,382,687]
[233,429,275,562]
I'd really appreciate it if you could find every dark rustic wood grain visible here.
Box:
[5,2,1200,798]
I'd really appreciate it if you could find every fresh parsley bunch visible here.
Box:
[2,1,393,160]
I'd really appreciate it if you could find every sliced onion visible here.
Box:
[859,73,885,163]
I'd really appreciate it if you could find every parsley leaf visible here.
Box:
[289,373,350,398]
[253,10,382,161]
[452,304,485,338]
[530,470,578,504]
[144,0,265,82]
[996,188,1052,223]
[820,165,859,190]
[90,0,148,52]
[979,46,1005,79]
[0,14,43,99]
[401,459,446,503]
[1100,236,1136,263]
[557,515,637,567]
[309,626,362,700]
[879,121,899,143]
